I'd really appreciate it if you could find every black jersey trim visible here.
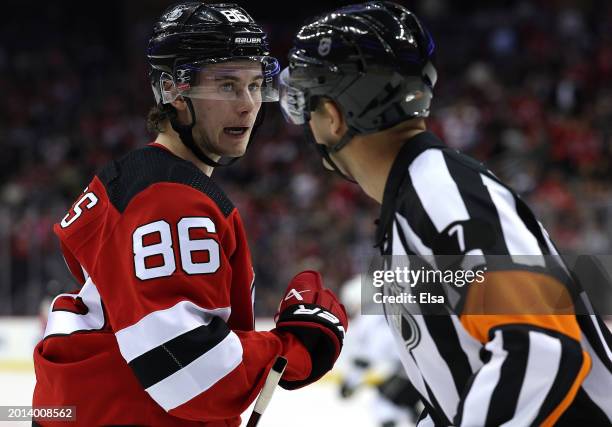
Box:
[129,317,231,389]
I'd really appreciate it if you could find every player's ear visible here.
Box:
[170,96,191,125]
[170,96,188,112]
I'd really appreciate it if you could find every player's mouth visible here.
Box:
[223,127,249,137]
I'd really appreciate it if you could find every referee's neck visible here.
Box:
[346,119,426,204]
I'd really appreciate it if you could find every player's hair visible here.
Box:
[146,104,176,134]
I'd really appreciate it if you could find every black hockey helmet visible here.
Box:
[280,1,437,154]
[147,2,280,167]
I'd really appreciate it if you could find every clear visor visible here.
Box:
[161,57,280,104]
[279,67,307,125]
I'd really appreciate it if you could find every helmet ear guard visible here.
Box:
[157,72,181,105]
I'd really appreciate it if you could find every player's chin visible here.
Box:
[220,129,251,156]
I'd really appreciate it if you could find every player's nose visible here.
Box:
[234,89,257,115]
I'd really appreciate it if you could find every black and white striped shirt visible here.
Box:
[375,131,612,426]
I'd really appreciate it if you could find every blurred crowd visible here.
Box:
[1,0,611,315]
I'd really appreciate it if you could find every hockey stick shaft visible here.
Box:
[246,356,288,427]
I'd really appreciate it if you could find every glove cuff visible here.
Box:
[276,303,346,390]
[276,303,346,344]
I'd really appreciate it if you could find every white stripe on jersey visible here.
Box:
[537,221,572,276]
[537,221,559,256]
[386,215,436,408]
[411,315,461,421]
[391,213,479,419]
[395,213,433,255]
[146,331,243,411]
[115,301,231,362]
[416,412,436,427]
[581,296,612,362]
[44,277,105,338]
[409,149,470,232]
[580,332,612,422]
[450,315,483,373]
[480,175,545,266]
[387,318,434,407]
[460,330,508,427]
[501,331,562,427]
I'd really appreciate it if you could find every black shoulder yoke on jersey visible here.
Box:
[97,145,234,217]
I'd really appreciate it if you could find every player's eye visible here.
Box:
[248,82,261,92]
[219,82,235,93]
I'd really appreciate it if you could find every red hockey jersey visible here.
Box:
[33,144,310,426]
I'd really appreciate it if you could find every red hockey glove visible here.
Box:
[273,271,348,390]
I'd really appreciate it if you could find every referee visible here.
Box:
[280,2,612,426]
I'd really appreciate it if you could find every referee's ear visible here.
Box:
[310,98,348,146]
[320,99,348,142]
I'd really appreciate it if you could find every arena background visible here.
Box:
[0,1,610,425]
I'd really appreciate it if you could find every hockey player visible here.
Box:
[32,3,347,426]
[280,2,612,426]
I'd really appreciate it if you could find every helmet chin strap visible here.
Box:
[169,98,264,168]
[304,125,357,184]
[169,98,227,167]
[328,128,357,154]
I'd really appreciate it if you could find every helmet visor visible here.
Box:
[162,56,280,103]
[279,67,307,125]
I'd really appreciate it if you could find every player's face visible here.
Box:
[190,61,263,159]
